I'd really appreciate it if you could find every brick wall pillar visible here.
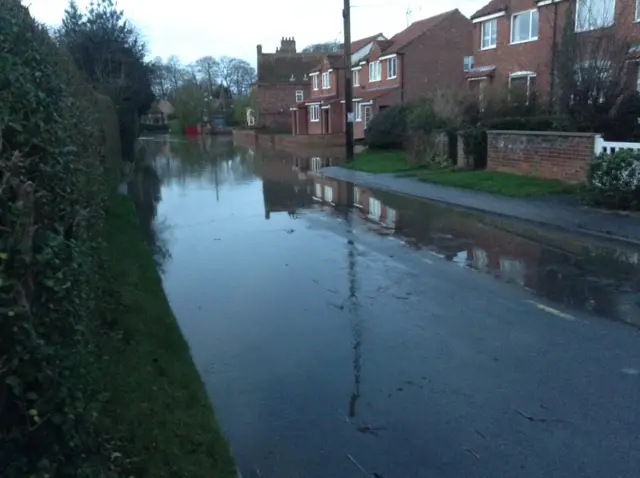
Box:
[487,130,597,183]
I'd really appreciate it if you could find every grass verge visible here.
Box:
[413,170,579,197]
[100,194,236,477]
[341,149,419,173]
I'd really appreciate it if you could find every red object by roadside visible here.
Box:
[185,125,199,136]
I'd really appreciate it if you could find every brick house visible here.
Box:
[290,33,386,137]
[292,10,473,139]
[467,0,640,107]
[253,37,326,131]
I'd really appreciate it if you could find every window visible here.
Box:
[355,101,362,121]
[481,19,497,49]
[312,75,319,90]
[575,0,615,32]
[509,73,536,105]
[324,185,334,203]
[385,207,397,227]
[309,104,320,122]
[322,71,331,89]
[354,187,362,206]
[295,90,304,102]
[637,0,640,21]
[387,57,397,79]
[353,69,360,86]
[511,9,539,43]
[363,105,372,127]
[314,183,322,198]
[464,56,474,72]
[369,198,381,219]
[369,61,382,81]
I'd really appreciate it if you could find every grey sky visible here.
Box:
[26,0,485,65]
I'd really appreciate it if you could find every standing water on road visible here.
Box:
[131,136,640,478]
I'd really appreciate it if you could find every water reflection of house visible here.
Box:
[260,151,313,219]
[293,156,345,179]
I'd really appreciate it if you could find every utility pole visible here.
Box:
[343,0,355,162]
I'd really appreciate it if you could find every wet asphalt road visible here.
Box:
[132,136,640,478]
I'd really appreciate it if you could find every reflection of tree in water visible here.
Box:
[128,159,171,272]
[146,136,258,189]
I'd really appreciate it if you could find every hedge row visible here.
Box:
[0,1,120,474]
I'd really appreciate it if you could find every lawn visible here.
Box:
[341,149,419,173]
[100,195,236,477]
[413,169,579,197]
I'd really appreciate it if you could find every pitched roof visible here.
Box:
[470,0,509,20]
[348,32,386,53]
[257,52,326,84]
[383,9,461,54]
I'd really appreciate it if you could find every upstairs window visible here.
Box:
[321,71,331,89]
[511,9,539,43]
[312,75,319,90]
[575,0,615,32]
[464,56,474,71]
[369,61,382,82]
[295,90,304,102]
[481,19,497,49]
[353,69,360,86]
[387,57,397,79]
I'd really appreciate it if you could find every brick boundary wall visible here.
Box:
[233,130,345,153]
[487,130,598,183]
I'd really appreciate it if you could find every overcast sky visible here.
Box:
[26,0,485,66]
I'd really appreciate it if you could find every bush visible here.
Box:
[482,115,573,132]
[0,1,117,474]
[169,118,186,134]
[585,150,640,209]
[364,104,409,149]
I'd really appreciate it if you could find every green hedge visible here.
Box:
[585,150,640,210]
[0,1,118,474]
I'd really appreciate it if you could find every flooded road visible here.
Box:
[132,136,640,478]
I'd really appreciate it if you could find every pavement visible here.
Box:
[323,166,640,245]
[133,137,640,478]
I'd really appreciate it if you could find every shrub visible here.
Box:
[1,1,117,474]
[364,104,409,148]
[482,115,573,132]
[585,150,640,209]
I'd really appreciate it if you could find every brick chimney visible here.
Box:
[278,36,296,54]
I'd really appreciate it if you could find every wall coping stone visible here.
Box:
[488,130,598,138]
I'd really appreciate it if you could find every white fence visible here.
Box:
[594,135,640,155]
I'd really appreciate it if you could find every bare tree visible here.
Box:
[554,1,636,129]
[165,55,185,92]
[302,40,341,53]
[196,56,219,98]
[151,56,170,99]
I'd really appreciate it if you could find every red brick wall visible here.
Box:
[309,58,341,100]
[232,130,345,153]
[403,11,473,101]
[256,84,309,130]
[361,43,402,91]
[487,130,596,182]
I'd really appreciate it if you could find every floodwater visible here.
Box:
[131,135,640,478]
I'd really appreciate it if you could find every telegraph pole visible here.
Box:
[343,0,354,162]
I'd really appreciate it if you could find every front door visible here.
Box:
[363,105,372,129]
[322,108,330,134]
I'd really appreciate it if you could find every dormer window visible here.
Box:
[312,74,319,90]
[322,71,331,89]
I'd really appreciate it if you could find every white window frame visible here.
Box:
[314,182,322,200]
[355,101,362,121]
[575,0,615,32]
[508,71,537,104]
[510,9,539,44]
[369,61,382,82]
[463,56,474,72]
[387,57,397,79]
[295,90,304,102]
[481,18,497,50]
[636,0,640,21]
[353,69,360,86]
[363,104,372,127]
[324,185,334,204]
[312,75,319,90]
[368,197,381,220]
[309,104,320,122]
[354,187,362,207]
[322,71,331,89]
